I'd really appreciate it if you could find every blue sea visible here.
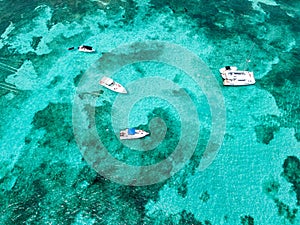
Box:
[0,0,299,224]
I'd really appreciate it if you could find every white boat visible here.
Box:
[78,45,95,53]
[219,66,255,86]
[120,128,149,140]
[99,76,127,94]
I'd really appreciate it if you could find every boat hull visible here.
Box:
[223,79,255,86]
[78,45,95,53]
[220,66,255,86]
[99,76,127,93]
[120,129,149,140]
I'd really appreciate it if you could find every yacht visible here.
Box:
[99,76,127,93]
[120,128,149,140]
[78,45,95,53]
[219,66,255,86]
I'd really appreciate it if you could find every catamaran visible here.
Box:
[99,76,127,94]
[220,43,256,86]
[219,66,255,86]
[120,128,149,140]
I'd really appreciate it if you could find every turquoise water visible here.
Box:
[0,0,299,224]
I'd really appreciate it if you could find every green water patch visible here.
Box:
[258,49,300,142]
[263,179,280,199]
[178,210,204,225]
[158,125,209,199]
[240,215,254,225]
[73,70,86,87]
[47,75,63,89]
[67,170,165,225]
[260,3,299,33]
[148,0,255,39]
[31,36,42,50]
[282,156,300,206]
[31,102,74,148]
[49,0,97,24]
[0,90,31,134]
[262,156,300,224]
[47,0,138,27]
[176,179,188,198]
[199,190,210,203]
[254,115,280,144]
[0,48,27,80]
[263,180,298,224]
[3,159,86,224]
[0,1,37,34]
[8,179,48,224]
[169,123,210,197]
[274,199,298,224]
[46,33,79,51]
[259,48,300,86]
[109,0,138,25]
[143,209,213,225]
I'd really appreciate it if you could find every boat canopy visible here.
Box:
[228,72,247,76]
[128,128,136,135]
[101,77,113,85]
[82,45,93,50]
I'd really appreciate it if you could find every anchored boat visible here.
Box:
[78,45,95,53]
[120,128,149,140]
[99,76,127,93]
[219,66,255,86]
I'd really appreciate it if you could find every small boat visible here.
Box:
[78,45,95,53]
[99,76,127,93]
[120,128,149,140]
[219,66,255,86]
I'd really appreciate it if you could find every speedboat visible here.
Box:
[219,66,255,86]
[99,76,127,93]
[78,45,95,53]
[120,128,149,140]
